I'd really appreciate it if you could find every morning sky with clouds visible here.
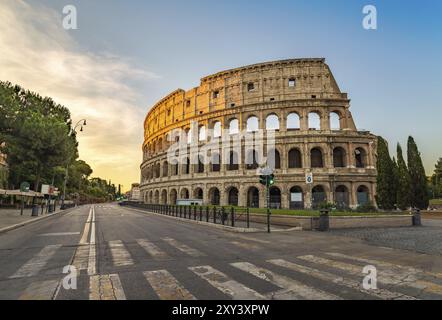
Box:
[0,0,441,191]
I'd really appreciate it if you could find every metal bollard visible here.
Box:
[213,207,217,224]
[412,208,422,226]
[231,207,235,227]
[206,207,209,222]
[318,209,330,231]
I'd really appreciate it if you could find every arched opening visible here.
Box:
[185,128,192,144]
[196,155,205,173]
[161,190,168,204]
[308,112,321,130]
[227,151,239,171]
[333,147,346,168]
[266,114,280,131]
[357,185,370,205]
[287,113,300,130]
[267,149,281,170]
[330,112,341,130]
[335,185,349,209]
[228,187,239,206]
[229,119,239,135]
[209,188,220,205]
[246,116,259,132]
[288,148,303,168]
[163,161,169,177]
[182,157,190,175]
[289,186,304,209]
[171,160,179,176]
[246,149,259,170]
[180,188,189,199]
[211,152,221,172]
[155,163,161,178]
[198,126,206,142]
[212,121,222,138]
[311,148,324,168]
[154,190,160,204]
[247,187,260,208]
[269,187,281,209]
[149,191,153,203]
[312,185,327,208]
[355,148,367,168]
[194,188,203,200]
[170,189,177,205]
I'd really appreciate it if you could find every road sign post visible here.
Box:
[19,182,30,216]
[259,168,275,233]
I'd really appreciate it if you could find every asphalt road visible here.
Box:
[1,204,442,300]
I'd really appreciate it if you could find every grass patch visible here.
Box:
[430,199,442,205]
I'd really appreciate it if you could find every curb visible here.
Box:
[124,207,265,233]
[0,207,80,235]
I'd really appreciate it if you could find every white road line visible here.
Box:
[144,270,196,300]
[136,239,169,260]
[19,280,60,300]
[10,245,63,279]
[324,252,442,296]
[109,240,134,267]
[190,265,265,300]
[231,262,341,300]
[80,207,93,245]
[39,232,80,237]
[89,274,126,300]
[162,237,205,257]
[230,241,260,250]
[268,259,416,300]
[87,206,96,275]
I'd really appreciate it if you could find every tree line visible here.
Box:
[0,81,119,203]
[376,136,432,210]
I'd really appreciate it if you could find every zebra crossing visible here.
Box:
[7,236,442,300]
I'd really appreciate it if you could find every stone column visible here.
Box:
[239,185,247,207]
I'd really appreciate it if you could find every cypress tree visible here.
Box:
[375,137,396,210]
[407,136,429,209]
[392,157,399,208]
[396,144,411,210]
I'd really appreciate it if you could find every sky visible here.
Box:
[0,0,441,191]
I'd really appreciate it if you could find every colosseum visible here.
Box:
[140,58,378,209]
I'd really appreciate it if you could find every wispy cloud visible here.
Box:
[0,0,157,189]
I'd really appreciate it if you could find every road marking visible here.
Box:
[230,241,260,250]
[136,239,169,260]
[109,240,134,267]
[19,280,60,300]
[80,207,93,245]
[326,252,442,280]
[190,265,265,300]
[72,245,90,272]
[268,259,416,300]
[10,244,63,279]
[324,252,442,295]
[231,262,341,300]
[162,237,205,257]
[87,206,96,275]
[89,274,126,300]
[144,270,196,300]
[38,232,80,237]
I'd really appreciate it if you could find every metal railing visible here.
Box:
[120,202,251,229]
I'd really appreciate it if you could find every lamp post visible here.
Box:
[61,119,87,209]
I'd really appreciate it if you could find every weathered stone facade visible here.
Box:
[140,59,377,209]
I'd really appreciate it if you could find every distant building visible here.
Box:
[129,183,141,201]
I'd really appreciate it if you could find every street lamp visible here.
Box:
[61,119,87,209]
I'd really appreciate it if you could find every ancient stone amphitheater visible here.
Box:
[140,58,377,209]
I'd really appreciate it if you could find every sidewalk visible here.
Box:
[0,206,61,231]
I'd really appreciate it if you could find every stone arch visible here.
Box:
[193,188,204,200]
[265,113,280,131]
[288,148,303,168]
[333,147,347,168]
[312,185,327,208]
[169,189,178,205]
[247,187,260,208]
[228,118,239,135]
[267,148,281,170]
[211,151,221,172]
[287,112,301,130]
[357,185,370,205]
[227,150,239,171]
[330,111,341,130]
[289,186,304,209]
[180,188,189,199]
[161,189,168,204]
[355,147,368,168]
[162,161,169,177]
[246,115,259,132]
[308,112,321,130]
[149,190,153,203]
[245,149,259,170]
[212,121,222,138]
[227,187,239,206]
[198,125,206,142]
[154,190,160,204]
[310,147,324,168]
[182,157,190,175]
[335,185,350,209]
[209,187,220,205]
[269,186,282,209]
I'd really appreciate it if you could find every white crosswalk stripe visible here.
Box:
[231,262,341,300]
[162,237,205,257]
[89,274,126,300]
[144,270,196,300]
[136,239,169,260]
[189,265,265,300]
[10,245,63,279]
[109,240,134,267]
[268,259,416,300]
[19,280,60,300]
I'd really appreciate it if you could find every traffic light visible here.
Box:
[259,175,267,186]
[269,174,275,186]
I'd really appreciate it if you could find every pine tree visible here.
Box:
[407,136,429,209]
[375,137,396,210]
[396,144,411,210]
